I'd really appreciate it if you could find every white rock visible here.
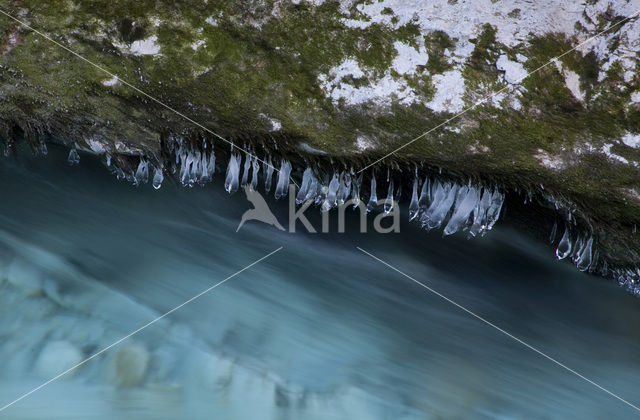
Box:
[107,343,150,387]
[34,341,83,379]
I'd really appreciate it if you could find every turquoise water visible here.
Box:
[0,145,639,419]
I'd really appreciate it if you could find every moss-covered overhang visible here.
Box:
[0,0,639,269]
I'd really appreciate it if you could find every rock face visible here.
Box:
[0,1,639,270]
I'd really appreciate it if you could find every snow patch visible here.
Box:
[622,133,640,149]
[496,55,527,85]
[602,143,629,165]
[535,150,566,170]
[259,113,282,131]
[129,36,161,56]
[318,59,420,107]
[356,136,376,151]
[427,70,466,113]
[391,41,429,75]
[102,75,119,87]
[553,60,585,101]
[191,40,205,51]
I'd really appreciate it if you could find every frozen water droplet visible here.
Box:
[366,176,377,213]
[67,148,80,166]
[264,157,274,193]
[152,167,164,189]
[274,160,292,200]
[408,177,419,221]
[384,179,394,214]
[556,227,572,259]
[224,153,241,194]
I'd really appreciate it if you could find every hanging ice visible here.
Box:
[340,173,351,205]
[274,160,292,200]
[264,157,274,193]
[384,179,394,214]
[424,183,458,230]
[366,176,377,213]
[224,153,241,194]
[250,157,259,191]
[296,168,313,204]
[408,177,419,221]
[134,159,149,185]
[351,173,363,208]
[323,173,340,211]
[468,188,493,237]
[68,148,80,166]
[336,173,346,206]
[556,227,572,259]
[152,167,164,190]
[241,153,251,186]
[443,186,481,236]
[575,237,594,272]
[484,190,505,232]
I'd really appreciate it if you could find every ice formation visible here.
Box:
[67,148,80,166]
[274,160,292,200]
[174,141,216,187]
[224,152,241,194]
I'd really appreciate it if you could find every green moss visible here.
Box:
[424,30,455,74]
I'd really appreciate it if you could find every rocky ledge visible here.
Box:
[0,1,639,283]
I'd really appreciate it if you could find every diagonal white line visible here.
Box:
[356,246,640,413]
[0,8,298,187]
[0,246,283,413]
[357,9,640,174]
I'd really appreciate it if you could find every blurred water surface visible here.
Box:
[0,145,639,419]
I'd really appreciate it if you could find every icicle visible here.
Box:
[576,237,594,272]
[484,190,504,233]
[384,179,394,214]
[420,181,448,227]
[443,186,481,236]
[274,160,292,200]
[296,168,313,204]
[424,183,458,230]
[342,173,352,205]
[417,177,430,215]
[468,188,492,237]
[68,148,80,166]
[134,159,149,184]
[224,153,241,194]
[241,153,251,186]
[351,173,363,208]
[556,227,572,259]
[549,220,558,243]
[366,176,377,213]
[336,173,346,206]
[264,157,274,193]
[305,176,318,202]
[408,177,419,221]
[323,172,340,211]
[250,156,259,191]
[152,167,164,189]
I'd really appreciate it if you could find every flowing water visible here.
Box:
[0,145,639,419]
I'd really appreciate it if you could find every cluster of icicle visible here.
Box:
[612,268,640,296]
[101,143,506,237]
[222,151,506,237]
[173,141,215,187]
[407,176,504,237]
[552,224,596,272]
